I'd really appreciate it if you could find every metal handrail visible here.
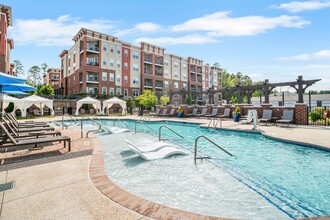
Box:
[194,135,233,163]
[134,120,154,133]
[79,116,102,138]
[208,117,223,128]
[159,125,184,142]
[112,118,129,127]
[61,114,78,129]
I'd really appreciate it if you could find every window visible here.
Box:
[103,44,107,51]
[110,45,114,52]
[110,59,114,67]
[164,70,169,77]
[109,87,114,96]
[116,88,121,95]
[124,89,128,97]
[117,61,121,68]
[164,59,169,66]
[102,87,107,94]
[109,73,114,82]
[183,83,187,89]
[164,81,169,87]
[173,72,179,78]
[183,74,187,80]
[174,82,179,88]
[183,64,187,70]
[124,62,128,70]
[124,49,128,57]
[133,77,139,84]
[117,48,121,55]
[132,89,139,97]
[174,94,179,98]
[103,58,107,66]
[102,72,107,81]
[73,76,75,81]
[116,74,121,83]
[133,52,139,59]
[174,62,179,67]
[124,76,128,83]
[133,64,139,71]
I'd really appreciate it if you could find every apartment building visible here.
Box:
[60,28,221,104]
[43,68,61,89]
[0,4,14,75]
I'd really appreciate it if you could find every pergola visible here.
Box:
[167,76,321,105]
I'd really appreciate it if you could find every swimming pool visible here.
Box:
[80,119,329,219]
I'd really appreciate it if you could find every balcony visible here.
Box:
[86,75,99,83]
[144,57,152,64]
[155,58,163,66]
[86,58,99,66]
[51,76,59,80]
[155,81,163,88]
[155,70,163,76]
[144,69,152,75]
[85,43,99,53]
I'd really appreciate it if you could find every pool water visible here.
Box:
[79,119,330,219]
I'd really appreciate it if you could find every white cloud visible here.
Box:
[8,15,115,46]
[278,50,330,60]
[171,12,309,37]
[135,34,219,46]
[273,1,330,13]
[115,22,161,37]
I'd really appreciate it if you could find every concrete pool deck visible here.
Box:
[0,115,329,219]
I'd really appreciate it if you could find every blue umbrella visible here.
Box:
[0,72,27,84]
[3,90,28,95]
[0,83,36,92]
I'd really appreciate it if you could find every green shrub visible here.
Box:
[309,111,322,122]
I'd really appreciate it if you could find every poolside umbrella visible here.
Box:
[0,72,27,84]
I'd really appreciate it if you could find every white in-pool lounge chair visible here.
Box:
[126,142,188,160]
[240,110,253,124]
[103,126,130,134]
[124,139,177,153]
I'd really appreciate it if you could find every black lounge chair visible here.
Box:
[186,108,198,117]
[164,108,176,117]
[276,110,294,127]
[2,116,55,133]
[195,108,207,118]
[218,108,231,119]
[0,123,71,151]
[149,108,161,117]
[2,120,61,140]
[159,109,168,117]
[6,113,49,128]
[205,108,219,119]
[259,110,273,126]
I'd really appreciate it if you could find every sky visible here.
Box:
[3,0,330,91]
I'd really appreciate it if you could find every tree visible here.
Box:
[135,90,158,111]
[27,66,42,86]
[186,94,193,106]
[38,85,54,95]
[41,63,48,77]
[13,60,24,77]
[160,95,169,106]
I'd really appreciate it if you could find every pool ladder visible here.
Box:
[194,135,233,163]
[158,125,184,142]
[79,116,103,138]
[134,120,154,133]
[140,114,151,121]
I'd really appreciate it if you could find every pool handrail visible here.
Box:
[158,125,184,142]
[134,120,154,133]
[79,116,103,138]
[194,135,233,163]
[139,114,151,121]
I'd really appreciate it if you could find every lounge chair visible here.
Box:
[1,120,61,141]
[90,109,95,114]
[2,116,55,132]
[159,109,168,117]
[276,110,294,127]
[195,108,207,118]
[164,108,176,117]
[125,141,188,160]
[186,108,198,117]
[205,108,219,119]
[240,110,253,124]
[7,113,48,127]
[259,110,273,126]
[218,108,231,119]
[0,123,71,151]
[33,109,41,116]
[149,108,161,117]
[5,113,49,128]
[103,126,130,134]
[124,139,178,153]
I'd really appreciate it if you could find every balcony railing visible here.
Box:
[86,44,99,52]
[86,61,99,66]
[155,70,163,76]
[86,75,99,82]
[144,70,152,74]
[144,83,153,87]
[144,58,152,63]
[155,58,163,66]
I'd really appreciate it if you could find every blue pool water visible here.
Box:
[77,119,330,219]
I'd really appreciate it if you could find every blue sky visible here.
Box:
[4,0,330,90]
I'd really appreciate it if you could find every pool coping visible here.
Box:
[86,118,329,219]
